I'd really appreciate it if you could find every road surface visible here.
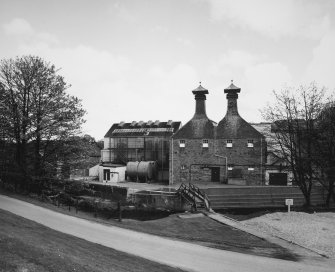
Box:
[0,194,333,272]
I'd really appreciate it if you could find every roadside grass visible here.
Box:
[0,209,185,272]
[0,188,299,261]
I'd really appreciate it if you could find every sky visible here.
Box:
[1,0,335,140]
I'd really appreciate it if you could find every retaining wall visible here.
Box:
[203,186,326,209]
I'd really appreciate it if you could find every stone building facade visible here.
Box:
[170,82,266,185]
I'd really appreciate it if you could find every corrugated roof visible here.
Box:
[104,121,181,138]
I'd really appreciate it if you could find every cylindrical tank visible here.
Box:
[126,161,158,182]
[126,161,140,181]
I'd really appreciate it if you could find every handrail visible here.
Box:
[178,183,211,211]
[189,183,211,211]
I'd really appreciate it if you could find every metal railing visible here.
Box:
[177,183,211,211]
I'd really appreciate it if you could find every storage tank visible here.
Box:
[126,161,158,182]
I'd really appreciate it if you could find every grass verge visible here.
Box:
[0,209,185,272]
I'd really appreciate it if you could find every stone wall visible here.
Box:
[170,137,266,185]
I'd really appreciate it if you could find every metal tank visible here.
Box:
[126,161,158,183]
[126,161,139,182]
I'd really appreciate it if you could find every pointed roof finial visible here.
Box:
[192,82,208,95]
[224,80,241,94]
[231,79,233,84]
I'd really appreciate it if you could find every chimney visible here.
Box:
[192,83,209,119]
[224,80,241,116]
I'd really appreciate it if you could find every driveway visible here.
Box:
[0,194,333,272]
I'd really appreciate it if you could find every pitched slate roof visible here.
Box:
[173,84,216,139]
[173,118,217,139]
[217,82,264,139]
[104,121,181,138]
[217,115,264,139]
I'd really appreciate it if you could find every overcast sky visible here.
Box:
[1,0,335,140]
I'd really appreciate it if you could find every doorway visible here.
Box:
[103,169,110,181]
[211,167,220,182]
[269,173,287,185]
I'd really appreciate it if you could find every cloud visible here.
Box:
[10,17,200,138]
[177,37,194,48]
[111,2,137,23]
[3,18,59,44]
[151,25,169,34]
[207,50,292,122]
[206,0,333,39]
[2,18,34,36]
[304,31,335,89]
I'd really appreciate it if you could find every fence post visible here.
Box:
[118,201,122,222]
[94,200,98,218]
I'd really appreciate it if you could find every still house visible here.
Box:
[170,82,266,185]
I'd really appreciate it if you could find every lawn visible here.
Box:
[0,209,185,272]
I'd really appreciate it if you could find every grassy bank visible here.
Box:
[0,209,185,272]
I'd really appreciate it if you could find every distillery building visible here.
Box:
[170,82,266,185]
[101,120,181,182]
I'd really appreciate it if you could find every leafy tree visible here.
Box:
[0,55,86,180]
[262,83,327,207]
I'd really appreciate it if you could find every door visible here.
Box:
[211,167,220,182]
[103,169,110,181]
[269,173,287,185]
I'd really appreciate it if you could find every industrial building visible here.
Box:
[100,120,181,183]
[99,82,269,185]
[170,82,266,185]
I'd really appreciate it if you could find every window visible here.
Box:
[227,164,233,171]
[179,140,185,148]
[248,165,255,171]
[247,140,254,148]
[104,137,111,149]
[202,139,209,148]
[226,139,233,148]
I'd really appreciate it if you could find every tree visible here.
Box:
[262,83,327,207]
[314,102,335,206]
[0,55,86,181]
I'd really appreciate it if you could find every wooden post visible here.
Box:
[94,201,98,218]
[76,199,78,214]
[118,201,122,222]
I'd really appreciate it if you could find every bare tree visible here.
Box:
[262,83,326,207]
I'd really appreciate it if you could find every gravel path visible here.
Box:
[244,212,335,258]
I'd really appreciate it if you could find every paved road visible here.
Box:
[0,194,333,272]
